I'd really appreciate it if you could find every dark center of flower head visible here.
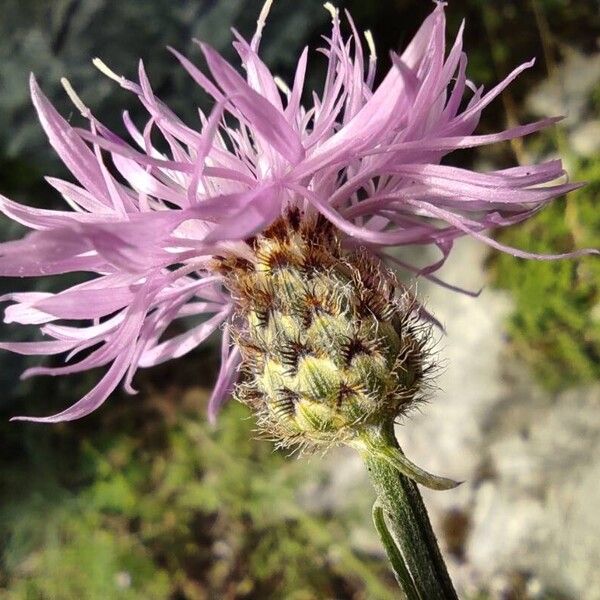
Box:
[214,209,432,452]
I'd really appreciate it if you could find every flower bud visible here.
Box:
[220,209,429,451]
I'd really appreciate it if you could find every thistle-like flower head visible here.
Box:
[220,208,429,451]
[0,1,593,428]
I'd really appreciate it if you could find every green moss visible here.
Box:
[490,155,600,390]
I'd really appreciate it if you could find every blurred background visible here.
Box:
[0,0,598,598]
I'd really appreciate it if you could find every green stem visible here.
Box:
[372,502,421,600]
[361,424,459,600]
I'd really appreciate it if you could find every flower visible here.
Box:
[0,1,593,424]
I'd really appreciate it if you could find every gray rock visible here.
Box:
[526,49,600,127]
[571,120,600,157]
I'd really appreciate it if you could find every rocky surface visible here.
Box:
[406,239,600,600]
[527,49,600,161]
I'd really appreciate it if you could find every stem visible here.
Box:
[361,424,458,599]
[372,503,421,600]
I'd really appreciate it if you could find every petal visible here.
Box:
[198,42,305,166]
[30,76,108,202]
[139,307,230,367]
[208,334,241,423]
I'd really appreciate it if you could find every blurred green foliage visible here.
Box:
[490,152,600,390]
[0,385,395,599]
[484,0,600,391]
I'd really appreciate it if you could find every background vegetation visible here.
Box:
[0,1,597,598]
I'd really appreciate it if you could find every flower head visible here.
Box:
[0,1,594,424]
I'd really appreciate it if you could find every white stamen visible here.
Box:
[323,2,338,19]
[364,30,377,60]
[253,0,274,48]
[60,78,90,118]
[274,76,291,96]
[92,57,124,85]
[257,0,274,29]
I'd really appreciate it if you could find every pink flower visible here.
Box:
[0,2,594,423]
